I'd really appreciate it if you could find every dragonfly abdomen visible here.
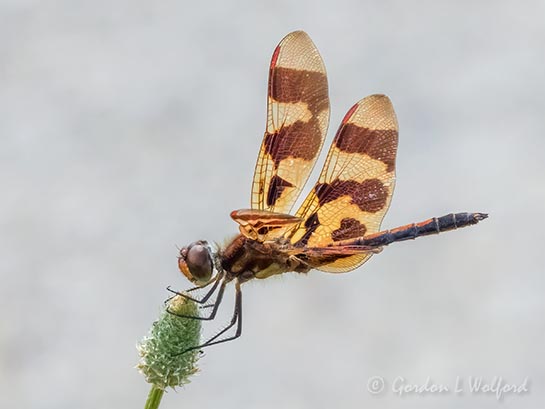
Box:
[350,212,488,248]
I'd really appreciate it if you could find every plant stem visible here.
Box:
[144,385,164,409]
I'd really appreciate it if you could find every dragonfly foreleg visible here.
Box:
[174,279,242,355]
[167,278,227,321]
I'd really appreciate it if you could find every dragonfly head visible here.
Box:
[178,240,214,285]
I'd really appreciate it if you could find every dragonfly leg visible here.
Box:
[167,279,227,321]
[174,280,242,355]
[165,272,223,305]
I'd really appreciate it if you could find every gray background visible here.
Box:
[1,1,544,408]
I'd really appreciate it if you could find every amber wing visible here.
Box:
[287,94,399,272]
[251,31,330,215]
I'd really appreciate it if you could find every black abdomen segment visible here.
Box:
[345,212,488,248]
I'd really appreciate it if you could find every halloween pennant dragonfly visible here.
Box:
[169,31,487,353]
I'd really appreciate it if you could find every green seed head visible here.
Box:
[137,295,202,389]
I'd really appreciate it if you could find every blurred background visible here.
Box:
[1,1,544,408]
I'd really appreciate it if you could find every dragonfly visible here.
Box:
[169,31,487,354]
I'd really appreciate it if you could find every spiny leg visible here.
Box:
[166,272,223,305]
[164,284,214,306]
[175,280,242,356]
[168,279,227,321]
[199,304,216,309]
[184,274,221,293]
[199,280,242,346]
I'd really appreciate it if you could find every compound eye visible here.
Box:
[185,242,213,283]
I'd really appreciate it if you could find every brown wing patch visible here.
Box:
[331,218,367,241]
[263,116,323,166]
[266,175,294,207]
[288,94,398,272]
[252,31,330,215]
[335,125,397,172]
[315,179,389,212]
[292,212,320,247]
[268,67,329,113]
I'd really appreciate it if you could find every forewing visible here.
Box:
[288,94,398,272]
[252,31,330,214]
[231,209,302,242]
